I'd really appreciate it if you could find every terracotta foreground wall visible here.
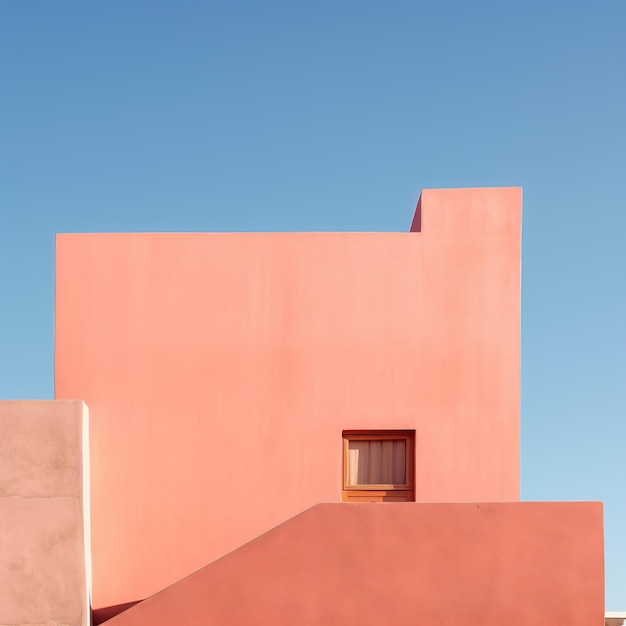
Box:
[55,187,522,610]
[107,502,604,626]
[0,400,90,626]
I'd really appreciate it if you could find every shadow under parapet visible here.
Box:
[409,195,422,232]
[92,600,141,624]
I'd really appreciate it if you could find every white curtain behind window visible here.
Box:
[347,439,406,485]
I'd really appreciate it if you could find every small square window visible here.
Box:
[342,431,415,502]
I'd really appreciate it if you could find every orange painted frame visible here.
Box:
[342,430,415,502]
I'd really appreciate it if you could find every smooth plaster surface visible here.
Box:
[106,502,605,626]
[55,187,522,609]
[0,400,89,626]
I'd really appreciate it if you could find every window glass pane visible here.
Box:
[346,439,406,485]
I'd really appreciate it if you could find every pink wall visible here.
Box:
[55,187,522,610]
[0,400,90,626]
[106,502,604,626]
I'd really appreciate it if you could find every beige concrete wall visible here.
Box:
[0,400,90,626]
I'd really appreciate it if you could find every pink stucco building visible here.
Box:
[0,187,606,625]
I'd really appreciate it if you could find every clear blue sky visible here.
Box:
[2,0,624,608]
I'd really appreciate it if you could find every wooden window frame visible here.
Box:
[342,430,415,502]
